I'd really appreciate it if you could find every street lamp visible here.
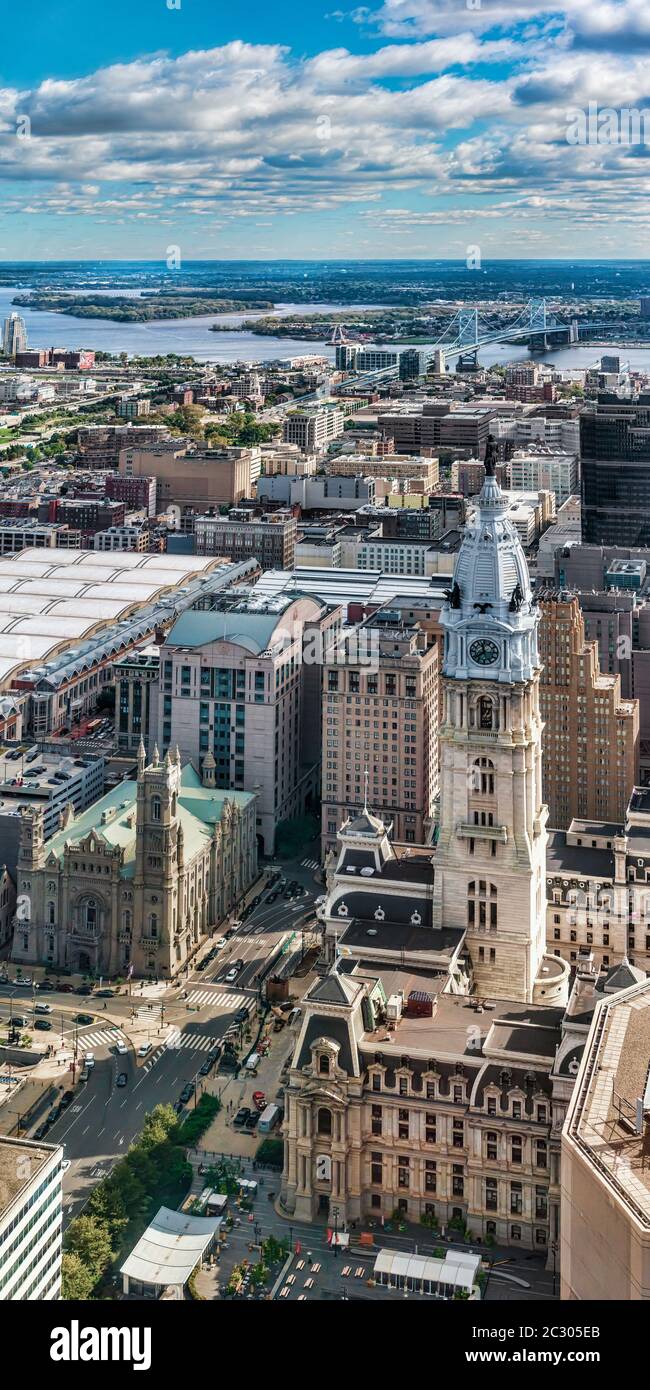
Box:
[551,1240,558,1297]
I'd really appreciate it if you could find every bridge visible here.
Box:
[343,297,578,387]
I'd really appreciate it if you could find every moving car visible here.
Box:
[37,980,55,991]
[116,1073,128,1088]
[61,1159,71,1173]
[34,1019,52,1031]
[75,1013,94,1025]
[95,989,114,998]
[224,967,240,984]
[11,1015,27,1028]
[84,1053,95,1068]
[137,1042,152,1058]
[35,1003,52,1014]
[114,1039,128,1055]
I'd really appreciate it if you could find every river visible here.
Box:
[2,285,650,373]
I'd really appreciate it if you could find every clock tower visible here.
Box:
[433,441,569,1006]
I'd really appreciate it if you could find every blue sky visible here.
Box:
[1,0,649,259]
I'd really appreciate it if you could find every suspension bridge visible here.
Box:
[335,297,579,384]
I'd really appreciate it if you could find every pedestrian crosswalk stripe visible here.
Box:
[301,858,320,870]
[186,989,246,1009]
[77,1029,123,1050]
[163,1029,222,1053]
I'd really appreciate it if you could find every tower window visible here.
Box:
[479,697,494,730]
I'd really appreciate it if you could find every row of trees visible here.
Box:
[62,1095,220,1299]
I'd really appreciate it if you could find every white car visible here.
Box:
[137,1042,152,1058]
[84,1053,95,1068]
[214,937,227,951]
[35,1003,52,1014]
[114,1039,128,1055]
[224,967,239,984]
[61,1159,71,1173]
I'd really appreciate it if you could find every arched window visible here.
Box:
[319,1054,330,1076]
[47,901,55,925]
[85,899,97,930]
[479,696,494,730]
[317,1107,332,1136]
[151,796,161,822]
[471,757,495,796]
[468,880,498,930]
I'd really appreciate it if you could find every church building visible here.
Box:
[11,744,257,980]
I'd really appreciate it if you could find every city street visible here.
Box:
[0,849,322,1224]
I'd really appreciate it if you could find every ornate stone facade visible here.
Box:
[10,745,257,979]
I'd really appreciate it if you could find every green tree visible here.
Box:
[65,1214,114,1283]
[61,1251,96,1301]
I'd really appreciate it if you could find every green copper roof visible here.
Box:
[165,607,288,655]
[43,763,255,877]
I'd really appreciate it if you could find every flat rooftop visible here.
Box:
[0,747,102,814]
[566,982,650,1225]
[0,1136,59,1214]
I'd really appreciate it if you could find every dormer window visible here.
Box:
[319,1054,330,1076]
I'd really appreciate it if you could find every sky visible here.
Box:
[1,0,649,260]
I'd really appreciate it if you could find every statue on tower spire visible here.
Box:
[484,433,498,478]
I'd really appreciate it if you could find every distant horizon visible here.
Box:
[2,257,650,267]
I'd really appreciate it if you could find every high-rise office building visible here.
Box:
[321,611,439,852]
[156,590,340,853]
[2,313,27,358]
[538,591,639,828]
[0,1137,63,1299]
[581,398,650,545]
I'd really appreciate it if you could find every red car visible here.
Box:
[252,1092,266,1110]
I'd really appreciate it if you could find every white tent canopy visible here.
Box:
[373,1248,480,1295]
[120,1206,221,1289]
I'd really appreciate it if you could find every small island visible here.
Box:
[11,291,275,323]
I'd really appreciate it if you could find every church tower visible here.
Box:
[433,441,569,1006]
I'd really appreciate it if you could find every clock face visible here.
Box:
[469,638,500,666]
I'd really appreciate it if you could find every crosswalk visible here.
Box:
[76,1028,124,1051]
[163,1028,222,1053]
[185,989,247,1010]
[301,857,320,871]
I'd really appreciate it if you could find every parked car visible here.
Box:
[46,1106,61,1126]
[33,1123,49,1140]
[56,983,74,993]
[244,1112,258,1130]
[60,1090,74,1109]
[11,1015,27,1028]
[84,1053,95,1068]
[95,989,114,998]
[75,985,92,995]
[116,1073,128,1088]
[37,980,55,991]
[196,958,209,971]
[137,1042,152,1058]
[35,1003,52,1014]
[34,1019,52,1031]
[213,937,227,951]
[234,1007,249,1024]
[233,1107,251,1128]
[14,976,32,987]
[79,1065,90,1083]
[199,1053,218,1076]
[179,1082,195,1104]
[75,1013,94,1025]
[252,1091,266,1109]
